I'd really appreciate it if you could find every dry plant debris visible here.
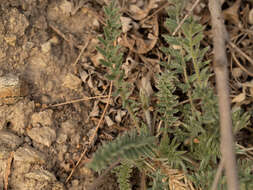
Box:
[0,0,252,189]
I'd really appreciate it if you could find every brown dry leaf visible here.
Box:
[120,16,132,33]
[122,56,139,78]
[90,101,99,117]
[120,15,158,54]
[105,115,115,127]
[241,80,253,97]
[115,110,127,123]
[127,0,160,21]
[140,72,154,97]
[90,52,104,67]
[249,87,253,97]
[222,0,242,27]
[232,67,243,78]
[232,91,246,103]
[79,68,89,82]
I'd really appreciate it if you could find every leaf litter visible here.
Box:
[0,0,253,189]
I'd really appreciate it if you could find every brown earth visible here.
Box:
[0,0,119,189]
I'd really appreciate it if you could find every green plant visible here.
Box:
[88,0,252,189]
[96,0,140,129]
[112,161,133,190]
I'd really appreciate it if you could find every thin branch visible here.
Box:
[209,1,239,190]
[4,151,14,190]
[72,38,90,66]
[231,51,253,77]
[45,95,108,108]
[211,158,225,190]
[229,41,253,66]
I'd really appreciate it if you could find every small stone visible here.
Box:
[61,120,76,135]
[6,99,34,135]
[52,182,65,190]
[56,133,68,144]
[59,0,73,16]
[5,8,29,36]
[4,34,16,46]
[0,146,11,160]
[14,146,46,164]
[31,110,53,127]
[0,74,28,102]
[25,169,56,182]
[41,41,51,53]
[71,179,79,187]
[62,73,82,90]
[0,130,23,149]
[27,126,56,147]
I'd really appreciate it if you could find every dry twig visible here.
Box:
[45,95,108,108]
[65,81,113,183]
[49,23,82,49]
[72,38,90,67]
[209,0,239,189]
[231,51,253,77]
[4,151,14,190]
[211,158,225,190]
[229,41,253,66]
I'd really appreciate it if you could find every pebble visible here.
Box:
[14,146,46,164]
[25,169,56,182]
[0,73,28,105]
[31,110,53,127]
[0,130,23,149]
[61,120,76,135]
[0,146,11,160]
[27,126,56,147]
[62,73,82,90]
[56,133,68,144]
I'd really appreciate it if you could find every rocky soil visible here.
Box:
[0,1,119,189]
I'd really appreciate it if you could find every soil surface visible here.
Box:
[1,0,253,190]
[0,1,118,189]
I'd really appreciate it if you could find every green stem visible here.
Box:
[189,27,201,85]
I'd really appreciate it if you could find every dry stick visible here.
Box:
[140,170,147,190]
[72,38,90,66]
[172,0,201,36]
[4,152,14,190]
[209,1,239,190]
[65,81,113,183]
[231,51,253,77]
[49,23,82,49]
[229,41,253,66]
[211,158,225,190]
[46,95,108,108]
